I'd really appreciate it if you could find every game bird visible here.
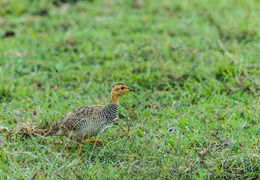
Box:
[42,83,133,154]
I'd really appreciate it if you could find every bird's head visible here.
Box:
[111,83,133,97]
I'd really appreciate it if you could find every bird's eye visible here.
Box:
[121,87,124,90]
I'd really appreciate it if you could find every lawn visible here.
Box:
[0,0,259,179]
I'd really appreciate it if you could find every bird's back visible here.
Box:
[63,105,104,130]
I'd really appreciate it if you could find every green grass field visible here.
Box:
[0,0,259,179]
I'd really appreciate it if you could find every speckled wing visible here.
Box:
[61,105,104,130]
[44,105,104,136]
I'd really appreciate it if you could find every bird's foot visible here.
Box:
[77,139,103,155]
[83,139,103,147]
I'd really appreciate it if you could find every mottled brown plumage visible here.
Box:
[41,83,133,153]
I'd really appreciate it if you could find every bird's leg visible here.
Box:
[83,139,103,146]
[77,139,103,155]
[77,143,82,156]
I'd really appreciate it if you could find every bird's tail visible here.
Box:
[5,121,48,139]
[42,121,60,137]
[4,119,62,140]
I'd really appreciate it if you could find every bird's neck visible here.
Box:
[109,95,120,104]
[104,104,118,123]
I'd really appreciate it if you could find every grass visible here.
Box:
[0,0,259,179]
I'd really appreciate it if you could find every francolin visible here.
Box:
[42,83,133,154]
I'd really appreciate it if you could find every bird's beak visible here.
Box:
[128,88,133,92]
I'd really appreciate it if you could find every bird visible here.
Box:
[41,83,133,154]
